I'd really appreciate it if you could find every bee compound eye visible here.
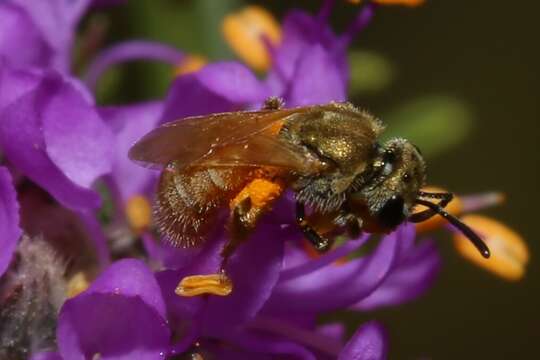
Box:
[377,195,406,229]
[402,173,411,182]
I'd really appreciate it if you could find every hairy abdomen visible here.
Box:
[155,163,251,247]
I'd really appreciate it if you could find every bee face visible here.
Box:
[354,138,426,230]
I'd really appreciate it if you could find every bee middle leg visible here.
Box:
[296,202,332,252]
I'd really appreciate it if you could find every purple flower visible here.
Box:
[0,0,92,71]
[0,66,114,211]
[56,259,170,360]
[1,1,453,359]
[0,166,21,277]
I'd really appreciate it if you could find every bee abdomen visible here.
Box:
[154,165,247,247]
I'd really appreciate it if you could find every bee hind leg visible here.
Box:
[296,202,332,252]
[221,197,258,268]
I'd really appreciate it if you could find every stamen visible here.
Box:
[222,6,282,71]
[454,215,529,281]
[125,195,152,234]
[176,273,233,297]
[67,272,90,298]
[175,55,207,76]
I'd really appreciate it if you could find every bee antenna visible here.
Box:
[413,199,491,259]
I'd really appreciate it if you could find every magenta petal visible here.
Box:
[201,222,286,337]
[161,61,269,122]
[0,70,113,210]
[0,166,22,277]
[57,259,169,360]
[100,101,162,201]
[353,240,441,311]
[0,4,53,68]
[223,331,316,360]
[9,0,90,71]
[264,226,412,314]
[0,63,42,109]
[287,44,346,107]
[338,321,388,360]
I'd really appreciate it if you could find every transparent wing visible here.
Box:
[128,106,327,172]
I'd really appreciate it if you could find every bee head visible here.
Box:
[355,138,426,229]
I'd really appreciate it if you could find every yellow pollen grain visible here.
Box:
[454,215,529,281]
[175,55,207,76]
[176,273,233,297]
[222,6,281,72]
[414,186,463,233]
[125,195,152,233]
[67,272,90,298]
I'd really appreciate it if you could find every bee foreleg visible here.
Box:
[334,211,363,239]
[296,202,332,252]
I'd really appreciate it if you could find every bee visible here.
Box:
[129,98,490,268]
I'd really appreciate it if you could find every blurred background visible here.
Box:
[89,1,538,358]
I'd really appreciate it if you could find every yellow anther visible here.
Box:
[222,6,281,71]
[454,215,529,281]
[125,195,152,233]
[175,55,207,76]
[176,273,233,297]
[67,272,90,298]
[414,186,463,233]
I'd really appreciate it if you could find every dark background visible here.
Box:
[99,1,539,358]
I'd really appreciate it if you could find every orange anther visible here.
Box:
[222,6,281,71]
[175,55,207,76]
[126,195,152,233]
[454,215,529,281]
[67,272,90,298]
[176,273,233,297]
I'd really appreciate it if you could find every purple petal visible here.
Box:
[268,9,348,99]
[9,0,91,71]
[223,331,317,360]
[0,63,42,109]
[353,240,441,311]
[85,41,184,91]
[57,259,169,360]
[0,70,113,210]
[100,101,162,201]
[264,226,414,314]
[201,221,286,336]
[0,166,21,277]
[0,3,53,68]
[30,352,63,360]
[161,61,269,122]
[287,44,346,107]
[338,321,388,360]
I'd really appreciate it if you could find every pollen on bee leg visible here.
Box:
[176,273,233,297]
[222,6,281,71]
[454,215,529,281]
[125,195,152,234]
[174,54,207,76]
